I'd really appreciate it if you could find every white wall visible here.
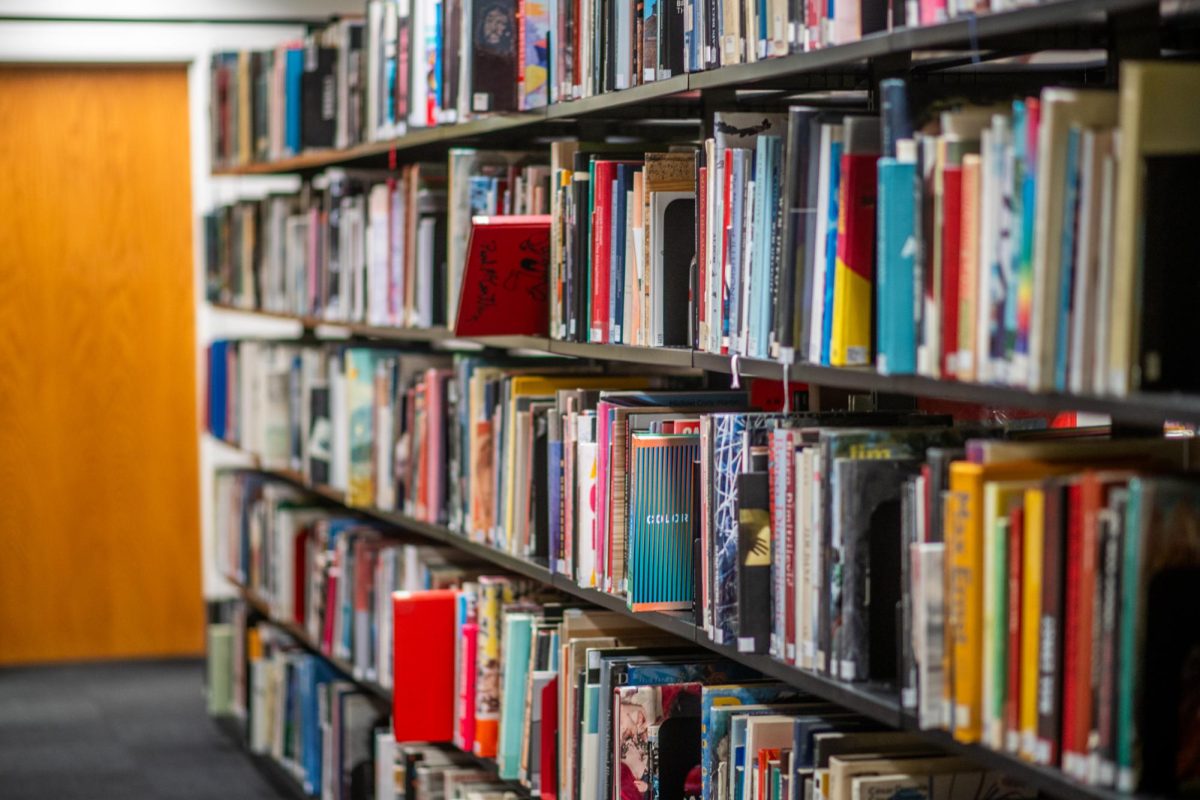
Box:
[0,17,319,598]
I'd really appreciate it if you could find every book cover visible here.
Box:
[469,0,518,111]
[454,215,551,337]
[393,589,458,743]
[828,116,879,367]
[474,577,515,757]
[498,612,535,778]
[833,457,920,683]
[627,433,701,611]
[737,471,772,654]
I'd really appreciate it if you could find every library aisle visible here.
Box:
[4,1,1200,800]
[0,660,290,800]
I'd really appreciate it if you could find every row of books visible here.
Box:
[214,560,1038,800]
[214,470,481,688]
[234,619,390,799]
[204,151,548,329]
[205,340,1199,794]
[210,62,1200,399]
[210,0,1044,168]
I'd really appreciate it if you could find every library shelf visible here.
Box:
[215,438,1159,800]
[209,0,1157,177]
[230,581,532,792]
[213,714,313,800]
[209,302,1200,427]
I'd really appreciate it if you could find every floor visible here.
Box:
[0,659,293,799]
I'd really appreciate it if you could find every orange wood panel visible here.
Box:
[0,66,203,663]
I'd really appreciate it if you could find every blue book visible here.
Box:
[876,157,917,375]
[728,149,748,353]
[820,140,842,365]
[627,433,700,610]
[284,47,303,156]
[1053,126,1082,390]
[208,340,229,440]
[497,612,534,778]
[748,139,770,358]
[878,79,912,159]
[299,656,338,794]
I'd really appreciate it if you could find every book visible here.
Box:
[393,589,459,742]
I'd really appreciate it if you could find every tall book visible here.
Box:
[828,116,879,367]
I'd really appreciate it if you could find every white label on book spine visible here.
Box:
[737,637,755,653]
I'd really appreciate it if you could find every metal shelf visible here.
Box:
[209,303,1200,426]
[209,0,1159,177]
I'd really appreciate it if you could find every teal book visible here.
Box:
[497,612,534,778]
[626,433,700,612]
[876,155,917,375]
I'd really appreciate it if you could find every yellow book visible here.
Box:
[1019,486,1045,761]
[237,50,251,165]
[981,480,1035,752]
[946,460,1073,744]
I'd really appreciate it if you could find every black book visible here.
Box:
[443,0,465,115]
[832,456,920,683]
[301,44,337,149]
[570,153,593,342]
[656,0,684,79]
[660,197,696,347]
[737,471,771,654]
[1136,154,1200,392]
[251,50,270,160]
[469,0,518,112]
[1035,477,1069,766]
[654,688,702,800]
[703,0,719,69]
[345,22,364,144]
[530,404,551,561]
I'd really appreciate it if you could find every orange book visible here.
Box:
[957,154,981,382]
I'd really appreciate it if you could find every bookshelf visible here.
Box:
[209,0,1160,175]
[205,1,1200,798]
[212,303,1200,428]
[213,438,1174,800]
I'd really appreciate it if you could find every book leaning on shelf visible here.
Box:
[208,341,1200,795]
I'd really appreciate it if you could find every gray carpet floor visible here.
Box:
[0,659,294,799]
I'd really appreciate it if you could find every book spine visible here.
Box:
[1036,483,1067,766]
[1019,487,1044,760]
[876,157,916,375]
[947,462,983,743]
[940,164,963,378]
[829,151,877,367]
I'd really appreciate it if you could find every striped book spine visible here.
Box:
[627,433,700,611]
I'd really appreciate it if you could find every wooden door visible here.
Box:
[0,66,203,663]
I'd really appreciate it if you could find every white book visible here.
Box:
[738,178,755,355]
[794,447,812,669]
[623,189,636,345]
[1028,89,1118,392]
[329,352,350,492]
[975,126,995,385]
[913,542,946,731]
[417,216,437,328]
[376,732,397,800]
[808,124,839,364]
[366,183,391,325]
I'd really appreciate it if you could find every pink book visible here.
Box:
[456,622,479,749]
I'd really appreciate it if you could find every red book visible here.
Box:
[322,569,339,654]
[453,215,551,337]
[1005,503,1024,754]
[589,161,637,343]
[697,164,707,335]
[293,526,311,626]
[1063,471,1129,776]
[538,677,557,800]
[456,622,479,749]
[1061,481,1085,775]
[941,164,963,378]
[392,589,458,743]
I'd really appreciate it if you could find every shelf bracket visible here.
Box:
[1106,3,1161,85]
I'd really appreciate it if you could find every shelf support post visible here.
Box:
[1106,3,1160,85]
